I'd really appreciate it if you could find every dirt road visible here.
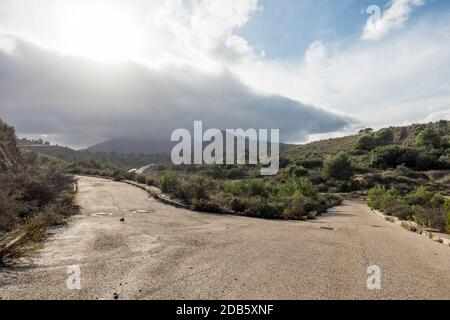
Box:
[1,176,449,300]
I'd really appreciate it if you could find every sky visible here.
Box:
[0,0,449,148]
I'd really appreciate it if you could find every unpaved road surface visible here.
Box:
[1,176,449,300]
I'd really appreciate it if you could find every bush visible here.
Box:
[405,186,433,206]
[247,180,269,197]
[287,165,308,177]
[367,185,398,211]
[199,165,226,179]
[279,157,291,169]
[282,192,318,219]
[323,152,354,180]
[243,197,281,219]
[0,191,26,232]
[224,180,269,197]
[225,167,245,180]
[354,129,393,151]
[373,128,394,145]
[178,176,211,203]
[416,151,443,170]
[159,171,181,194]
[146,178,156,186]
[384,200,413,219]
[446,211,450,233]
[368,186,450,232]
[371,146,405,169]
[274,177,318,198]
[294,155,323,169]
[192,200,223,214]
[354,134,375,151]
[416,127,441,149]
[230,198,247,213]
[397,149,419,168]
[136,175,147,184]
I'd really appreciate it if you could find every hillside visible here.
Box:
[0,120,79,264]
[87,135,296,156]
[280,120,450,196]
[19,141,170,174]
[284,120,450,162]
[87,138,173,155]
[0,119,23,171]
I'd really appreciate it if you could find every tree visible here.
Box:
[373,128,394,145]
[354,134,375,151]
[323,152,354,180]
[287,165,308,177]
[359,128,373,134]
[416,128,441,149]
[371,146,401,169]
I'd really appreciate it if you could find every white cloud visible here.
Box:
[362,0,426,41]
[231,13,450,134]
[0,0,448,146]
[0,0,258,69]
[0,37,351,147]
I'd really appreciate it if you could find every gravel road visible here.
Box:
[1,176,449,300]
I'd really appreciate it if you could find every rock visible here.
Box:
[113,292,119,300]
[120,218,125,222]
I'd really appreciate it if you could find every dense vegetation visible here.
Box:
[0,119,79,264]
[157,170,342,219]
[368,185,450,233]
[11,119,450,230]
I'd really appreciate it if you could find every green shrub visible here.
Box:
[223,181,250,197]
[159,171,181,193]
[225,167,245,180]
[282,192,317,219]
[397,149,419,168]
[354,134,375,151]
[230,197,247,213]
[384,200,413,219]
[146,178,156,186]
[294,155,323,169]
[323,152,354,180]
[416,151,442,170]
[192,200,223,214]
[416,127,441,149]
[405,186,433,206]
[354,129,393,151]
[243,197,281,219]
[367,185,398,211]
[199,165,226,179]
[247,180,269,197]
[274,177,318,198]
[295,177,318,198]
[0,191,26,232]
[136,175,147,184]
[371,146,405,169]
[287,165,308,177]
[368,185,450,232]
[279,157,291,169]
[373,128,394,145]
[446,211,450,233]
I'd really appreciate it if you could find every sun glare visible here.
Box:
[56,4,141,62]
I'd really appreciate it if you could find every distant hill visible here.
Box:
[86,138,173,155]
[284,120,450,160]
[87,135,296,156]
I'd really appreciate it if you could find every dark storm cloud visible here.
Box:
[0,37,352,147]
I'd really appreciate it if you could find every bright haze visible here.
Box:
[0,0,449,148]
